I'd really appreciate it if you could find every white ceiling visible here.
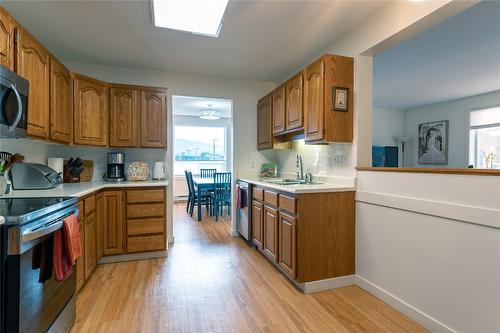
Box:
[2,0,386,82]
[172,95,232,118]
[374,1,500,110]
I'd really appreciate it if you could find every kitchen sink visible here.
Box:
[260,178,324,185]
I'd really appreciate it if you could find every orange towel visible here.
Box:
[63,214,81,264]
[53,214,80,282]
[53,229,72,282]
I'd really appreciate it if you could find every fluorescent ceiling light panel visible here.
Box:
[152,0,229,37]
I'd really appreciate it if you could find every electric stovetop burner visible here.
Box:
[0,197,77,225]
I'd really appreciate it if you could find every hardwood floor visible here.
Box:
[71,204,428,333]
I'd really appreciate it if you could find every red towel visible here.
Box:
[63,214,81,264]
[53,229,72,282]
[235,184,241,208]
[53,214,81,282]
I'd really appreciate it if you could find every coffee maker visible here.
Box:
[105,152,125,182]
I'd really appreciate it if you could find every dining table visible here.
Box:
[192,176,214,221]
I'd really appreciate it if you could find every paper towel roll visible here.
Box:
[47,158,64,175]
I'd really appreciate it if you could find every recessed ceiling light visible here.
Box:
[152,0,229,37]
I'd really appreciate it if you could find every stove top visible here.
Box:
[0,197,78,225]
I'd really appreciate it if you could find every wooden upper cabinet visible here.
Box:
[285,73,304,131]
[257,93,273,150]
[0,7,14,70]
[103,190,124,256]
[49,58,72,143]
[15,25,50,139]
[304,54,353,143]
[110,85,139,147]
[272,86,285,135]
[73,74,109,146]
[141,89,167,148]
[303,58,325,142]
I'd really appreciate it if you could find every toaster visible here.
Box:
[10,163,63,190]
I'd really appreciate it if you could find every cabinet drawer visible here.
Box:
[253,187,264,201]
[127,235,165,253]
[127,203,165,218]
[264,190,278,207]
[279,194,296,214]
[84,195,95,215]
[127,218,165,236]
[126,189,165,203]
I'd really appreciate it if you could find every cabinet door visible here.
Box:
[103,190,124,255]
[272,86,285,135]
[257,94,273,150]
[304,59,325,142]
[73,74,108,146]
[252,200,264,249]
[49,58,72,143]
[76,200,85,292]
[141,90,167,148]
[263,205,279,263]
[96,192,104,261]
[16,26,50,139]
[84,211,97,279]
[0,7,14,70]
[285,74,304,131]
[279,212,296,279]
[110,86,139,147]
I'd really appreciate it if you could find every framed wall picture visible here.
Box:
[333,86,348,111]
[418,120,449,164]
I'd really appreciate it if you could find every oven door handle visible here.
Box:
[8,83,23,132]
[22,220,64,242]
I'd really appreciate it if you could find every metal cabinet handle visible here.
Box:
[8,84,23,132]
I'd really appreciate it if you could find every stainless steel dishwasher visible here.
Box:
[236,180,252,242]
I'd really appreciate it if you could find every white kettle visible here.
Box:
[153,162,168,180]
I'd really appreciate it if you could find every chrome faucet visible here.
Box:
[296,154,304,181]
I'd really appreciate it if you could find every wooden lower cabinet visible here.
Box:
[251,186,355,285]
[279,212,296,279]
[263,205,279,263]
[125,188,166,253]
[103,190,124,255]
[84,211,97,279]
[251,200,264,249]
[76,200,85,292]
[96,192,104,260]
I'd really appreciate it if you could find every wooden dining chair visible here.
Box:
[211,172,231,221]
[185,170,211,217]
[200,168,217,178]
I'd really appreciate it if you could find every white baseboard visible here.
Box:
[355,275,456,333]
[231,230,239,237]
[296,274,356,294]
[98,251,167,264]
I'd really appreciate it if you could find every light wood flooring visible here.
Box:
[71,203,428,333]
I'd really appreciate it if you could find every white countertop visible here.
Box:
[2,180,169,198]
[238,178,355,194]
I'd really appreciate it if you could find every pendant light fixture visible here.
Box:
[199,104,221,120]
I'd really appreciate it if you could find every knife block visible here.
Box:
[63,164,80,183]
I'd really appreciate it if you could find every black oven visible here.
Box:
[2,202,78,333]
[0,65,29,139]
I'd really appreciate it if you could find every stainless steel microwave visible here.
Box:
[0,65,29,138]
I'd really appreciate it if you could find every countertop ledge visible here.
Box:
[238,178,355,194]
[2,180,169,198]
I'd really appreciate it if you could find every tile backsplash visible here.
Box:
[0,139,168,180]
[275,140,355,178]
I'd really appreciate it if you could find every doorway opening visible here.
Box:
[171,95,233,228]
